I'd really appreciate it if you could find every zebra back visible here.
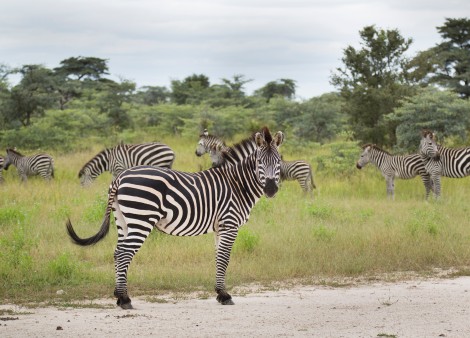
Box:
[79,142,175,186]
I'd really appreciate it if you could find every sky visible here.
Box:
[1,0,469,99]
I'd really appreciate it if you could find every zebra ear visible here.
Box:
[273,131,284,147]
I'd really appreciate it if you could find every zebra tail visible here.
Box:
[309,169,317,189]
[66,184,116,246]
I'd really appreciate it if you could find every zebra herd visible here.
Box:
[356,129,470,199]
[5,127,469,308]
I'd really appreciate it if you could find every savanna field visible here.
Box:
[1,135,470,305]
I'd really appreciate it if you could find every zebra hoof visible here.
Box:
[221,299,235,305]
[116,296,133,309]
[216,292,234,305]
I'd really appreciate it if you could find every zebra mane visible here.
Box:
[361,143,391,155]
[261,126,272,143]
[78,146,115,177]
[6,148,23,156]
[422,129,435,139]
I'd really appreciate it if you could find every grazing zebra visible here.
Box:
[196,130,316,195]
[79,142,175,186]
[66,127,284,308]
[356,144,433,199]
[419,130,470,198]
[3,148,54,182]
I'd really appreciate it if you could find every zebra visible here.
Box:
[0,156,4,183]
[79,142,175,186]
[196,130,316,196]
[66,127,284,309]
[356,144,433,199]
[419,130,470,198]
[3,148,54,182]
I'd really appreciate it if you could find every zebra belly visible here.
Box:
[116,167,226,237]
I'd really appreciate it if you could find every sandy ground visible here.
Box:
[1,276,470,338]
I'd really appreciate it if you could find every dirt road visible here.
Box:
[1,276,470,337]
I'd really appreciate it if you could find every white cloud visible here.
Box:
[1,0,469,97]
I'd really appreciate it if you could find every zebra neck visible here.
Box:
[228,155,264,203]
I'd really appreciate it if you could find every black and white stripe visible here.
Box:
[356,144,433,199]
[3,148,54,182]
[66,127,284,309]
[0,156,4,183]
[419,130,470,197]
[79,142,175,186]
[196,131,316,195]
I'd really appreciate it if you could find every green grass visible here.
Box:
[1,137,470,304]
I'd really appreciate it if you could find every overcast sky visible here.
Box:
[1,0,469,99]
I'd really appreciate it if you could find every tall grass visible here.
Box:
[1,137,470,304]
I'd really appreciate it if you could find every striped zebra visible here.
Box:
[66,127,284,308]
[79,142,175,186]
[419,130,470,198]
[3,148,54,182]
[196,130,316,196]
[0,156,4,183]
[356,144,434,199]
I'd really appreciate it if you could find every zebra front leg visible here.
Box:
[214,229,238,305]
[385,176,394,200]
[432,175,441,198]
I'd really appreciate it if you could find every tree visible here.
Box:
[134,86,170,105]
[435,18,470,99]
[170,74,211,105]
[291,93,346,144]
[385,88,470,152]
[7,65,58,126]
[254,79,296,102]
[330,25,415,146]
[98,79,136,130]
[54,56,109,81]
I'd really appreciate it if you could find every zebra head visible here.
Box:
[356,144,373,169]
[419,130,439,160]
[3,148,20,170]
[254,127,284,198]
[78,167,94,187]
[195,129,210,157]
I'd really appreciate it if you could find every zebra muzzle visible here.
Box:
[264,178,278,198]
[356,163,362,169]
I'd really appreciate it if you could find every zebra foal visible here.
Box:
[419,130,470,198]
[66,127,284,308]
[3,148,54,182]
[79,142,175,186]
[356,144,433,199]
[196,130,316,196]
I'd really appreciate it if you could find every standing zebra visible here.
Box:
[196,130,316,196]
[79,142,175,186]
[66,127,284,308]
[0,156,4,183]
[419,130,470,198]
[3,148,54,182]
[356,144,433,199]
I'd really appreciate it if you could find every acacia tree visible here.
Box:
[170,74,211,105]
[7,65,58,126]
[330,25,416,146]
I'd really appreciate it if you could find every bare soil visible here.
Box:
[1,276,470,337]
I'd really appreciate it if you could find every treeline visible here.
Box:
[0,18,469,152]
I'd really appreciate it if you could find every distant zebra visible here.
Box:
[66,127,284,308]
[356,144,433,199]
[196,130,316,195]
[79,142,175,186]
[419,130,470,198]
[3,148,54,182]
[0,156,4,183]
